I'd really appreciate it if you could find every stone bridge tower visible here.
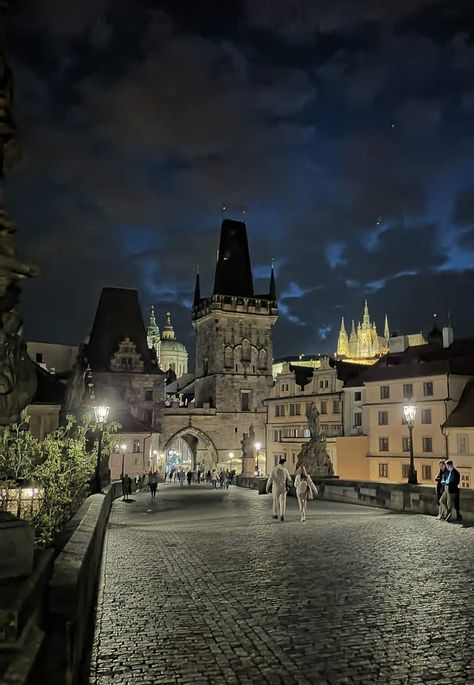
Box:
[160,218,278,473]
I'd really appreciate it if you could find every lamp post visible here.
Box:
[403,405,418,485]
[119,442,127,479]
[255,442,261,475]
[93,405,110,493]
[228,452,235,472]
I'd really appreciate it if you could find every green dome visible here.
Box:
[160,339,187,354]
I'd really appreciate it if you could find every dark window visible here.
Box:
[325,380,329,388]
[354,391,362,401]
[144,389,153,401]
[133,440,141,453]
[422,437,433,452]
[421,409,432,424]
[241,391,250,412]
[402,464,410,478]
[402,437,410,452]
[378,411,388,425]
[333,400,340,413]
[422,465,432,480]
[320,401,327,414]
[380,386,390,399]
[424,382,433,396]
[379,437,389,452]
[36,352,43,363]
[354,412,362,427]
[143,409,152,425]
[403,384,413,399]
[379,463,388,477]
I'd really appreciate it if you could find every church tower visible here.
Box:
[336,317,349,357]
[146,305,161,365]
[192,218,278,412]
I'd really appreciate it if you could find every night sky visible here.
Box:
[3,0,474,360]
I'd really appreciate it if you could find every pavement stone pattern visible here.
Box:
[89,484,474,685]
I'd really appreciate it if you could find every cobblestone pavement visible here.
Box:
[89,484,474,685]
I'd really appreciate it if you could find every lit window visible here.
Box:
[133,440,141,453]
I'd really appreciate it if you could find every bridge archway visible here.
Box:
[161,427,219,473]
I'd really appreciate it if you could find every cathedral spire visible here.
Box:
[193,265,201,308]
[336,317,349,357]
[362,299,370,326]
[384,314,390,339]
[269,260,276,300]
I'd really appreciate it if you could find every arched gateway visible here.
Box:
[161,426,219,472]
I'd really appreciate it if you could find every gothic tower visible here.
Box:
[336,317,349,357]
[146,305,161,365]
[192,219,278,413]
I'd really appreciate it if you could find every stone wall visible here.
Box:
[236,476,474,520]
[40,482,122,685]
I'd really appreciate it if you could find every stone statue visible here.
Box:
[295,403,334,477]
[306,401,320,439]
[240,424,256,476]
[0,17,38,427]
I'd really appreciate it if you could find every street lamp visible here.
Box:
[119,442,127,479]
[255,442,261,475]
[228,452,235,471]
[93,405,110,493]
[403,405,418,485]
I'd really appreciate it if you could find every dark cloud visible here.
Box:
[2,0,473,360]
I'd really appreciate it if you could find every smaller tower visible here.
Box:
[193,266,201,309]
[269,261,276,300]
[161,312,176,341]
[336,317,349,357]
[384,314,390,340]
[146,305,161,365]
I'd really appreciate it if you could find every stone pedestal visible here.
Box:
[0,513,34,581]
[241,456,255,477]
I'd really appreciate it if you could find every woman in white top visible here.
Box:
[294,465,318,522]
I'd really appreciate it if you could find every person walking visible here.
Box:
[149,472,158,499]
[294,465,318,522]
[266,457,293,521]
[439,460,461,521]
[187,469,193,486]
[122,473,132,502]
[211,469,219,489]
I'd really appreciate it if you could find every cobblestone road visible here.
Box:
[89,484,474,685]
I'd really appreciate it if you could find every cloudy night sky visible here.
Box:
[3,0,474,360]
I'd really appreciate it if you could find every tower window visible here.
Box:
[36,352,43,363]
[241,391,250,411]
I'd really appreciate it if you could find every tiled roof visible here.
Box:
[87,288,161,374]
[443,379,474,428]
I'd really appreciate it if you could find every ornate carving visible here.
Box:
[110,337,144,373]
[0,8,38,426]
[296,402,334,477]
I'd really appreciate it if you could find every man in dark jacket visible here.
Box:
[443,460,461,522]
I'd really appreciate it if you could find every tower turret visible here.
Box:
[193,266,201,308]
[384,314,390,340]
[213,219,254,297]
[146,305,160,353]
[336,317,349,357]
[269,261,276,300]
[161,312,176,341]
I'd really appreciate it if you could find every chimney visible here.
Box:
[442,326,454,348]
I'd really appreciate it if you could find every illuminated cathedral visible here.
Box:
[146,306,189,378]
[336,300,390,364]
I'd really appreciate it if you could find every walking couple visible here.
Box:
[266,458,318,522]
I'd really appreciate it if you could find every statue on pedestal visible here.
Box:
[240,423,256,476]
[295,402,334,477]
[0,6,38,425]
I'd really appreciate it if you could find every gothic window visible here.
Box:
[258,348,267,370]
[241,339,251,362]
[224,346,233,368]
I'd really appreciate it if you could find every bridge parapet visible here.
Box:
[236,476,474,521]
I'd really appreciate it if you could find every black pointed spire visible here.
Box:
[193,265,200,307]
[269,260,276,300]
[213,219,254,297]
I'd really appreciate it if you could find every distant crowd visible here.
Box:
[166,467,235,490]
